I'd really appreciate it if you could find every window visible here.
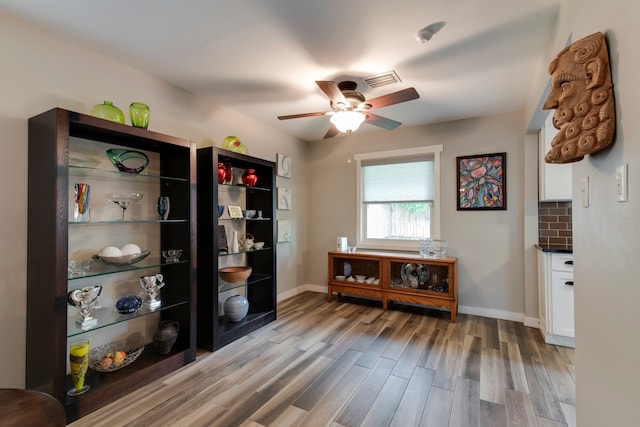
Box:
[355,145,442,251]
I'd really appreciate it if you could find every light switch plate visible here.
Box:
[581,177,589,207]
[616,164,628,202]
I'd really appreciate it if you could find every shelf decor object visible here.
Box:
[106,149,150,174]
[27,108,196,422]
[218,163,226,184]
[242,168,258,187]
[153,320,179,355]
[90,101,125,124]
[129,102,150,129]
[67,286,102,330]
[157,196,170,220]
[73,183,91,222]
[68,340,90,396]
[88,340,145,372]
[197,147,276,351]
[224,295,249,322]
[139,273,165,310]
[457,152,506,211]
[115,295,143,314]
[218,266,252,283]
[222,135,249,154]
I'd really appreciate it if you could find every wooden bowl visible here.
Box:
[218,266,252,283]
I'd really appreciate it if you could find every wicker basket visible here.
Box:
[218,266,252,283]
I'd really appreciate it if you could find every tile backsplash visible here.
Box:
[538,201,573,249]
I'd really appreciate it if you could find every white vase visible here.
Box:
[231,230,239,253]
[224,295,249,322]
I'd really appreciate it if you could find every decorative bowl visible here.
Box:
[106,148,149,174]
[217,205,225,218]
[253,241,265,250]
[92,250,150,266]
[242,209,256,219]
[115,296,143,314]
[218,266,252,283]
[89,339,144,372]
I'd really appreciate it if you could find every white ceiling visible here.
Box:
[0,0,559,142]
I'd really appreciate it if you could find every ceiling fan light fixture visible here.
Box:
[330,111,366,134]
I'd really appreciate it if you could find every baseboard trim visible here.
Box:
[285,285,539,327]
[277,284,326,302]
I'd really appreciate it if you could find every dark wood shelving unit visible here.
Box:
[197,147,276,351]
[27,108,197,422]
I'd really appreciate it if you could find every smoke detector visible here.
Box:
[415,21,446,43]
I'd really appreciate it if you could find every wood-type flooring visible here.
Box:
[70,292,576,427]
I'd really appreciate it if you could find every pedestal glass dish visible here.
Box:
[107,192,143,220]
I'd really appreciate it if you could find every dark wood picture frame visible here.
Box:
[456,152,507,210]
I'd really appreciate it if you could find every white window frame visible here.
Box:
[355,144,443,252]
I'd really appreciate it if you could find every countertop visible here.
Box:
[536,244,573,254]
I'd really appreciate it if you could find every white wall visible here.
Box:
[0,12,308,387]
[523,1,640,425]
[306,111,529,320]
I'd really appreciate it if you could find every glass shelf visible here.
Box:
[218,247,272,257]
[69,165,188,183]
[218,273,272,293]
[218,183,271,192]
[68,257,188,280]
[218,217,271,222]
[69,219,188,226]
[67,294,188,337]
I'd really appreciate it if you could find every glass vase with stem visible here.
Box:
[107,192,143,220]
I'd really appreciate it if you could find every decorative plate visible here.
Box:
[89,340,144,372]
[92,250,150,266]
[400,263,430,287]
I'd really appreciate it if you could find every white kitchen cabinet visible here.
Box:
[539,112,572,201]
[538,249,575,347]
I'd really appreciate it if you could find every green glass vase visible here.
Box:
[129,102,150,129]
[90,101,125,124]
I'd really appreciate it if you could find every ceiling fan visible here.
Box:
[277,80,420,139]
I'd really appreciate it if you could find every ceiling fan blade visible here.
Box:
[277,111,328,120]
[364,87,419,110]
[323,124,339,139]
[316,81,347,105]
[365,113,402,130]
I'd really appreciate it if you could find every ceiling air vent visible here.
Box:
[363,70,401,89]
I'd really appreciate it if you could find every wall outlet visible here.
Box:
[616,164,628,202]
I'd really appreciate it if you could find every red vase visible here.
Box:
[242,169,258,187]
[224,162,233,184]
[217,163,226,184]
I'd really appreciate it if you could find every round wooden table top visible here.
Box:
[0,388,66,426]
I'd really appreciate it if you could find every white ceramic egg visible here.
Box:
[120,243,141,255]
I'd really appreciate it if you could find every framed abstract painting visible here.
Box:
[457,152,506,210]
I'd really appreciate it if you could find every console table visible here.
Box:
[327,250,458,322]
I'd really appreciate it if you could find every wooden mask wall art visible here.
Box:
[543,32,616,163]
